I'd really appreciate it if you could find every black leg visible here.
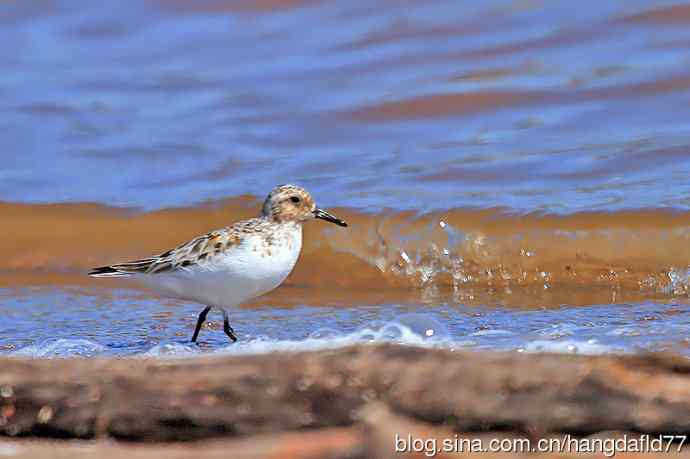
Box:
[190,306,238,343]
[191,305,212,343]
[220,308,238,342]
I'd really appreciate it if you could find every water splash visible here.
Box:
[363,218,488,290]
[667,266,690,296]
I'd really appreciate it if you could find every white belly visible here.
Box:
[139,225,302,308]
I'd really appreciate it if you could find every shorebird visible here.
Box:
[89,184,347,343]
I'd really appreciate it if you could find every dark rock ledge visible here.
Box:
[2,344,690,457]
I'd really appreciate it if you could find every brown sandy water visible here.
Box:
[4,201,690,301]
[3,0,690,356]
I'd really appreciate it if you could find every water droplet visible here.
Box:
[394,313,450,341]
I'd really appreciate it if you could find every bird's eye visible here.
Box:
[290,196,301,204]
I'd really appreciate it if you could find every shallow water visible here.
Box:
[2,286,690,357]
[3,0,690,357]
[4,269,690,357]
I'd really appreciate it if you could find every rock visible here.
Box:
[0,428,365,459]
[1,345,690,441]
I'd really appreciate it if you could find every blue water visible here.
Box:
[2,285,689,357]
[4,0,690,358]
[3,1,690,213]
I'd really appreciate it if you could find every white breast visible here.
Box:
[140,224,303,308]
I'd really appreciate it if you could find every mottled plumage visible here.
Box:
[89,219,273,277]
[89,184,347,343]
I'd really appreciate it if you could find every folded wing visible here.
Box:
[88,226,242,278]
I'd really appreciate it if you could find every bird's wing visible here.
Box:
[88,222,252,278]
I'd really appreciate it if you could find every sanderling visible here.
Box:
[89,184,347,343]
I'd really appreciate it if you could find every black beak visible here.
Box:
[313,208,348,227]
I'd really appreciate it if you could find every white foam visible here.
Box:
[10,339,106,358]
[470,329,513,336]
[213,321,455,357]
[3,319,456,359]
[536,323,581,339]
[2,315,632,359]
[608,326,641,337]
[139,343,200,358]
[520,339,616,355]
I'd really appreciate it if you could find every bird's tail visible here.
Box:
[89,258,157,277]
[88,266,131,278]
